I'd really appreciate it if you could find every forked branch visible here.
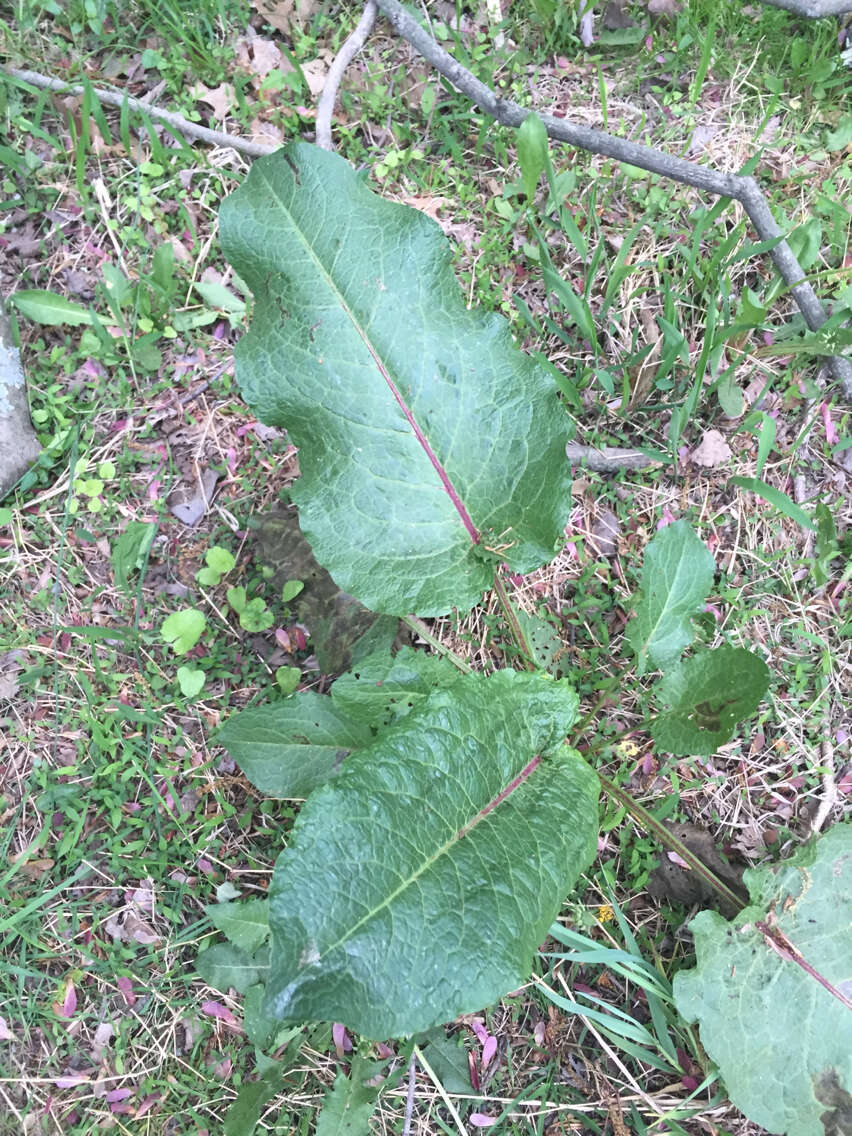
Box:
[371,0,852,398]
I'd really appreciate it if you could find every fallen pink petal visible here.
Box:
[332,1022,352,1054]
[201,1001,239,1026]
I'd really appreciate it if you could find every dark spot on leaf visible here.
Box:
[814,1069,852,1136]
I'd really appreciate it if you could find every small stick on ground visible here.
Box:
[402,1053,417,1136]
[565,443,663,473]
[810,726,838,836]
[316,2,377,152]
[2,66,274,158]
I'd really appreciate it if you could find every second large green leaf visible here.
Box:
[264,669,599,1038]
[220,143,572,616]
[673,824,852,1136]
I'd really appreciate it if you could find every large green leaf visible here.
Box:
[673,824,852,1136]
[650,646,770,756]
[220,143,571,617]
[330,647,462,730]
[196,943,269,995]
[264,670,599,1038]
[627,521,715,675]
[217,692,372,798]
[205,899,270,954]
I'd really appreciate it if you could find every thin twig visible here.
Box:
[401,615,474,672]
[316,2,377,151]
[1,67,275,158]
[402,1054,417,1136]
[810,725,838,836]
[370,0,852,398]
[597,773,748,913]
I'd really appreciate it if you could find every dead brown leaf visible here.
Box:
[0,672,20,701]
[250,0,320,35]
[647,822,746,917]
[301,56,330,98]
[691,428,732,468]
[628,300,662,408]
[249,117,285,148]
[235,31,291,80]
[589,508,620,558]
[400,194,454,222]
[191,82,237,121]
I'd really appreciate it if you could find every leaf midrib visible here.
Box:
[640,544,692,659]
[301,751,544,966]
[258,164,480,546]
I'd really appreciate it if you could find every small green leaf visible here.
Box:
[196,566,221,586]
[239,598,274,632]
[735,286,767,327]
[315,1056,386,1136]
[224,1076,279,1136]
[673,824,852,1136]
[10,290,94,326]
[280,579,304,603]
[79,478,105,498]
[517,112,549,202]
[217,692,372,798]
[242,983,278,1050]
[205,899,269,954]
[626,521,715,675]
[0,507,12,527]
[196,943,268,994]
[207,546,236,575]
[812,502,839,587]
[716,370,744,418]
[152,241,175,293]
[173,308,219,332]
[650,646,770,756]
[176,665,206,699]
[194,280,246,313]
[826,114,852,152]
[275,665,301,694]
[330,647,462,730]
[161,608,206,655]
[97,460,116,479]
[417,1030,473,1094]
[226,585,247,613]
[111,522,156,592]
[514,609,564,675]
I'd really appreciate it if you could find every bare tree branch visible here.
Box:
[2,67,275,158]
[371,0,852,399]
[316,1,377,151]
